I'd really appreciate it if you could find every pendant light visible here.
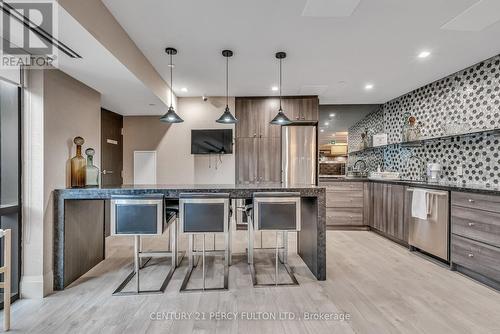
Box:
[216,49,238,124]
[270,51,292,125]
[160,47,184,123]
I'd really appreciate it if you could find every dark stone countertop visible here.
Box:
[319,176,500,195]
[54,183,326,199]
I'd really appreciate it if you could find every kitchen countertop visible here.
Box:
[54,183,326,199]
[319,176,500,195]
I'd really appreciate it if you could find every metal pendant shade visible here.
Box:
[216,49,238,124]
[270,108,292,125]
[160,47,184,123]
[216,106,238,123]
[160,105,184,123]
[270,51,292,125]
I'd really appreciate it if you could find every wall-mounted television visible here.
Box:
[191,129,233,154]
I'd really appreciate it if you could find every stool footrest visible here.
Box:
[250,262,299,287]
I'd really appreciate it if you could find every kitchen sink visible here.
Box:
[368,171,401,180]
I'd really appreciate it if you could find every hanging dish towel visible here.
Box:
[411,189,429,220]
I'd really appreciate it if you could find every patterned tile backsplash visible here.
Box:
[348,54,500,186]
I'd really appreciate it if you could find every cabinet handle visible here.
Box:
[468,253,474,258]
[468,222,475,227]
[468,199,475,203]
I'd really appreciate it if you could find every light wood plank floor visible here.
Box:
[4,231,500,334]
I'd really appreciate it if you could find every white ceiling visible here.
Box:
[57,4,168,116]
[101,0,500,104]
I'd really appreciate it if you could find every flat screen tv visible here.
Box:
[191,129,233,154]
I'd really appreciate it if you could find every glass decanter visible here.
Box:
[85,148,99,187]
[71,136,86,188]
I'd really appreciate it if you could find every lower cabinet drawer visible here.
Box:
[451,234,500,283]
[451,191,500,213]
[323,182,364,191]
[326,208,364,226]
[326,190,364,208]
[452,206,500,248]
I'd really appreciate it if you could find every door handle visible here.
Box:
[102,170,114,175]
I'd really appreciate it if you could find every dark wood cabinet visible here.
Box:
[321,181,366,227]
[235,97,282,138]
[363,182,373,226]
[235,98,261,138]
[372,183,406,242]
[451,191,500,287]
[235,138,259,184]
[235,137,281,184]
[235,96,318,184]
[282,96,319,121]
[258,137,281,183]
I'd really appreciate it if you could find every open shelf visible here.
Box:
[348,127,500,155]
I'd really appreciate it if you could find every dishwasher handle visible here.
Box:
[406,188,448,196]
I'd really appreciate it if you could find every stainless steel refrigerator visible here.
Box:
[281,122,318,186]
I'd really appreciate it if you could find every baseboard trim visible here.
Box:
[327,225,370,231]
[454,264,500,292]
[20,271,54,299]
[370,227,409,247]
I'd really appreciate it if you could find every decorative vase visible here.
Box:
[404,115,421,142]
[85,148,99,187]
[70,136,86,188]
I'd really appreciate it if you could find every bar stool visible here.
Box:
[110,194,177,295]
[245,192,301,287]
[179,193,231,292]
[0,229,11,331]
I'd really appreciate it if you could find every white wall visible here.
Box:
[21,69,101,298]
[123,97,235,184]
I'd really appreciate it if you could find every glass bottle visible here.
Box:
[71,136,86,188]
[85,148,99,187]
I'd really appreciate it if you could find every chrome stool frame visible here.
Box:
[246,192,301,287]
[110,195,179,295]
[179,193,231,292]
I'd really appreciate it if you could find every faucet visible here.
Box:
[406,155,426,181]
[353,159,367,172]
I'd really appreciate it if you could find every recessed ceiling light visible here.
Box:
[324,121,329,126]
[418,51,431,59]
[271,86,279,91]
[320,129,325,133]
[364,84,374,90]
[329,113,336,117]
[181,87,188,92]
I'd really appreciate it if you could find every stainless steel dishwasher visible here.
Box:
[407,188,449,261]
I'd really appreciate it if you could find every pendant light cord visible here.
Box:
[279,58,282,111]
[226,55,229,108]
[170,53,173,108]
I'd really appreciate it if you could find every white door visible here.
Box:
[133,151,157,185]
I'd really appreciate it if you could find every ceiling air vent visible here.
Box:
[302,0,361,17]
[441,0,500,32]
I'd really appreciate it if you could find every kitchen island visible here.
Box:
[53,184,326,290]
